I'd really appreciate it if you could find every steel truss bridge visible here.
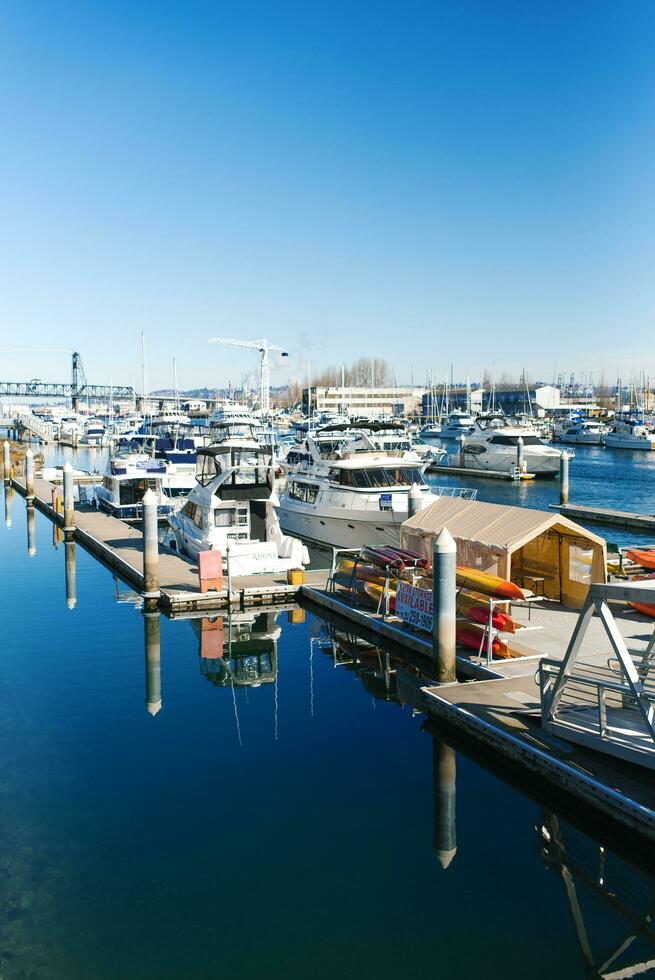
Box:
[0,381,134,400]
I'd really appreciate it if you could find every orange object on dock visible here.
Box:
[198,550,223,593]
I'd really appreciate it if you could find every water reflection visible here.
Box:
[191,610,280,689]
[26,503,36,557]
[64,540,76,610]
[143,608,162,716]
[4,482,12,528]
[433,739,457,870]
[538,811,655,977]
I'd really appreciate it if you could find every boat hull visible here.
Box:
[278,504,405,550]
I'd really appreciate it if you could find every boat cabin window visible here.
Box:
[212,507,249,528]
[119,479,149,506]
[488,435,543,447]
[329,466,426,488]
[181,501,202,528]
[289,482,319,504]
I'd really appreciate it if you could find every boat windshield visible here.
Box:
[488,435,544,447]
[329,466,426,488]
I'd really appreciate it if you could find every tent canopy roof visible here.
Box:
[402,497,606,553]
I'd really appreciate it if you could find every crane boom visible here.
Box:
[208,336,288,415]
[0,344,75,354]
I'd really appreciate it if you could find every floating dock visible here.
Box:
[301,582,655,843]
[427,461,535,481]
[551,502,655,532]
[13,475,327,613]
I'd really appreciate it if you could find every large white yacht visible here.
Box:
[456,421,564,476]
[553,417,607,445]
[437,410,478,440]
[604,416,655,450]
[168,445,308,575]
[278,452,456,549]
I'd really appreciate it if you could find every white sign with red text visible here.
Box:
[395,581,433,633]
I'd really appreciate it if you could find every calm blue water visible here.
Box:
[1,494,654,978]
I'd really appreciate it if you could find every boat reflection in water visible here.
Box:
[191,610,281,689]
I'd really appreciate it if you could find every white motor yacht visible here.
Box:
[437,411,477,440]
[96,454,177,520]
[458,422,565,476]
[84,418,110,447]
[553,418,607,445]
[168,445,308,575]
[604,416,655,450]
[277,452,473,549]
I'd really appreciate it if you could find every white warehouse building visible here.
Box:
[303,386,427,419]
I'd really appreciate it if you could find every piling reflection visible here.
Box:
[433,740,457,869]
[538,810,655,977]
[26,504,36,557]
[143,609,162,716]
[4,483,12,528]
[64,540,76,610]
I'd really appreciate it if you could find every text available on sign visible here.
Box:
[395,581,433,633]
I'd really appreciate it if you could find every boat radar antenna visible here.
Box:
[208,337,288,416]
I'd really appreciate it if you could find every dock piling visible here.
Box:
[459,434,466,467]
[3,440,10,483]
[63,462,75,535]
[65,539,77,609]
[432,526,457,684]
[560,452,570,505]
[433,739,457,870]
[25,448,34,500]
[516,436,524,474]
[142,489,160,605]
[408,482,423,519]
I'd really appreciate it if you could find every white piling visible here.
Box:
[432,526,457,684]
[516,435,524,474]
[3,441,10,483]
[65,539,77,609]
[560,452,569,505]
[142,488,160,603]
[408,482,423,519]
[63,462,75,534]
[25,447,34,499]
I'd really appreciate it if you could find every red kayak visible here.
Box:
[626,550,655,570]
[456,624,511,659]
[628,572,655,617]
[361,547,405,571]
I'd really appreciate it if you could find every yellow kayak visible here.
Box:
[456,566,525,601]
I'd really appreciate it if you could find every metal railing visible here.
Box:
[540,581,655,768]
[15,412,54,443]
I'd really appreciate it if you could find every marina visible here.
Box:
[3,5,655,972]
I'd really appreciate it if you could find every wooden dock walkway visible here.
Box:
[14,475,327,613]
[423,675,655,843]
[552,502,655,532]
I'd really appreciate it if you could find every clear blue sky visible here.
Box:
[1,0,654,392]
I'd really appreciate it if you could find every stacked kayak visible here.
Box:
[333,549,526,659]
[626,549,655,571]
